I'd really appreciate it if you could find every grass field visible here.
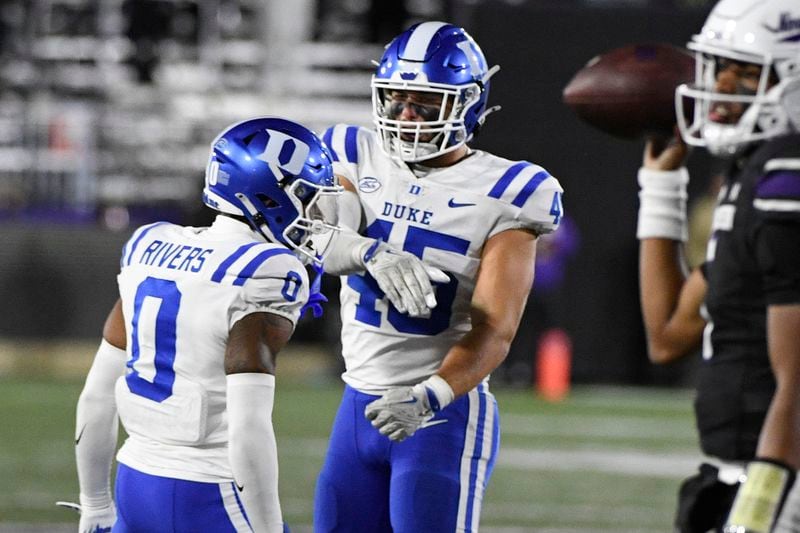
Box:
[0,366,700,532]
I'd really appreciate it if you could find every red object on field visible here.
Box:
[535,329,572,402]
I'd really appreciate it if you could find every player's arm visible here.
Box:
[437,227,537,395]
[365,228,537,441]
[728,221,800,531]
[637,135,707,364]
[323,175,448,317]
[75,298,127,532]
[225,311,293,533]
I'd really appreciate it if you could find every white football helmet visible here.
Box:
[676,0,800,156]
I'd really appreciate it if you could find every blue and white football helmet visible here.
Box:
[203,117,342,264]
[372,21,500,162]
[676,0,800,156]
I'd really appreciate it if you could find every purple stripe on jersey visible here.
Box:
[344,126,359,163]
[322,127,338,162]
[488,162,532,199]
[512,170,550,208]
[756,171,800,199]
[464,383,488,532]
[780,32,800,43]
[211,242,260,283]
[232,248,294,286]
[124,222,168,266]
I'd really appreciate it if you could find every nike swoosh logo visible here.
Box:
[235,482,244,492]
[421,419,448,429]
[75,425,86,445]
[448,199,476,208]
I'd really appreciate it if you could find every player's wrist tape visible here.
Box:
[724,458,796,533]
[636,166,689,242]
[79,492,113,510]
[421,375,455,412]
[362,238,384,264]
[321,229,376,275]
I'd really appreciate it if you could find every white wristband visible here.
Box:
[422,375,455,412]
[636,167,689,242]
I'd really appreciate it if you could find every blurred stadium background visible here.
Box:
[0,0,721,530]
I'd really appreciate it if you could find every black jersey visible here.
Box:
[695,133,800,461]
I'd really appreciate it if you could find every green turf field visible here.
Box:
[0,376,699,531]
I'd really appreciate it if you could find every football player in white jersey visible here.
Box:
[71,117,342,533]
[313,22,564,532]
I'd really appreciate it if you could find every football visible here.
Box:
[562,43,695,139]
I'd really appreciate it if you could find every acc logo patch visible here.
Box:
[359,176,381,193]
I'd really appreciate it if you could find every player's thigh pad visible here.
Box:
[390,382,500,533]
[314,386,392,533]
[114,462,251,532]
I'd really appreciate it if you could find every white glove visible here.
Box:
[364,240,449,317]
[78,501,116,533]
[364,375,454,442]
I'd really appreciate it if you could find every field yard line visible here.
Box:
[497,446,700,478]
[501,413,696,441]
[277,437,700,478]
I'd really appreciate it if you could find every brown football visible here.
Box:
[562,43,695,139]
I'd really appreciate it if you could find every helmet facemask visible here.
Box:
[677,48,788,156]
[236,175,342,266]
[372,79,482,163]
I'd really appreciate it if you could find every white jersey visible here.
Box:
[323,124,564,392]
[113,215,308,482]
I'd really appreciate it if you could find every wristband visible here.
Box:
[636,166,689,242]
[724,458,795,533]
[422,375,455,412]
[362,238,384,264]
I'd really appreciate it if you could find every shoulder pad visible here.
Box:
[120,221,172,268]
[322,124,369,165]
[485,161,565,235]
[754,159,800,217]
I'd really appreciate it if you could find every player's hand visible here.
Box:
[364,242,449,317]
[77,501,116,533]
[644,131,688,172]
[723,459,795,533]
[364,384,435,442]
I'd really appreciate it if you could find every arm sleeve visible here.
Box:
[227,372,283,533]
[76,339,127,508]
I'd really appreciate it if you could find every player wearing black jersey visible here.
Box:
[634,1,800,532]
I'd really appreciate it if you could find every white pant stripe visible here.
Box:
[456,385,494,532]
[469,387,495,531]
[219,482,253,532]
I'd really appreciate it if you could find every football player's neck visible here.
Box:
[419,145,472,168]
